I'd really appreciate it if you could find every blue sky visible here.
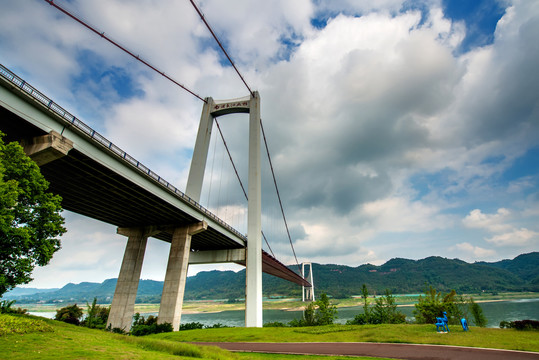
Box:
[0,0,538,288]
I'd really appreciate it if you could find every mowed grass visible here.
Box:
[0,314,392,360]
[0,314,235,360]
[154,323,539,352]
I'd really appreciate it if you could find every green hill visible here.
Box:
[4,252,537,303]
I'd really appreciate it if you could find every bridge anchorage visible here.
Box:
[0,63,310,331]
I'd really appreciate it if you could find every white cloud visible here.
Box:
[463,208,513,233]
[462,208,539,248]
[486,228,538,246]
[454,242,496,259]
[361,197,452,233]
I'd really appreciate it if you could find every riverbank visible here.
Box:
[20,291,539,315]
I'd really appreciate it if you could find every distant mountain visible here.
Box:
[4,287,58,297]
[476,252,539,282]
[3,252,537,303]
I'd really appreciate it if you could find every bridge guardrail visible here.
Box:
[0,63,246,242]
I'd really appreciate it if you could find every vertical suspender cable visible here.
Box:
[214,119,275,258]
[260,118,302,276]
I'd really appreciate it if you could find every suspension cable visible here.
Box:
[260,118,302,276]
[44,0,206,102]
[188,0,254,97]
[214,119,275,258]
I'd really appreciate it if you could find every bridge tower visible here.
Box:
[302,262,315,302]
[184,92,263,327]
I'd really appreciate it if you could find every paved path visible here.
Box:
[193,342,539,359]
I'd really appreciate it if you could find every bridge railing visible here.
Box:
[0,63,246,242]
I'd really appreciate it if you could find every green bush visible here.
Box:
[0,300,27,314]
[289,293,338,327]
[205,323,228,329]
[499,319,539,330]
[130,313,172,336]
[131,322,173,336]
[510,320,539,331]
[55,304,83,325]
[347,287,405,325]
[81,297,110,329]
[179,322,204,330]
[413,285,468,325]
[346,313,369,325]
[263,321,287,327]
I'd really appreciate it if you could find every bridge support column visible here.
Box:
[108,227,158,331]
[158,221,207,331]
[245,92,262,327]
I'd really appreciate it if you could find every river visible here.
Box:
[29,298,538,328]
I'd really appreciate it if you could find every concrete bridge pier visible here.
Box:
[107,227,159,331]
[158,222,207,331]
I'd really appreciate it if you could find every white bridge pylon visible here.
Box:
[186,92,263,327]
[302,262,315,302]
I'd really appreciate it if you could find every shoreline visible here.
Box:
[20,294,539,314]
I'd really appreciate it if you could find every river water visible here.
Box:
[30,298,538,328]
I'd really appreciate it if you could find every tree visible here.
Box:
[315,293,338,325]
[371,289,406,324]
[0,133,66,297]
[347,287,405,325]
[81,297,110,329]
[361,284,370,318]
[414,285,467,325]
[55,304,83,325]
[469,297,487,327]
[290,292,338,327]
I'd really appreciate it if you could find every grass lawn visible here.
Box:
[0,314,392,360]
[0,314,235,360]
[2,314,537,359]
[154,323,539,352]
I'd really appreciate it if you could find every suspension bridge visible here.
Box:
[0,0,315,331]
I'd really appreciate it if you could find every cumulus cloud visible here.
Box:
[463,208,539,248]
[454,242,496,258]
[463,208,513,232]
[486,228,538,246]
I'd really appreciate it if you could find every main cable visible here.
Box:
[44,0,206,102]
[188,0,254,97]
